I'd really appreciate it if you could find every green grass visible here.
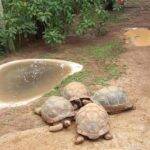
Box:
[94,64,122,86]
[94,76,110,86]
[88,40,124,60]
[61,70,90,85]
[44,40,126,95]
[87,40,125,86]
[105,63,121,79]
[44,86,60,97]
[44,70,90,97]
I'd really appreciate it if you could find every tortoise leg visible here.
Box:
[63,119,71,128]
[103,132,113,140]
[73,104,78,110]
[125,103,136,111]
[34,107,42,115]
[49,123,63,132]
[82,99,91,105]
[74,135,85,145]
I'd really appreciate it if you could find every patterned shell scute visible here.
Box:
[41,96,75,124]
[62,82,90,101]
[92,86,128,106]
[76,103,109,139]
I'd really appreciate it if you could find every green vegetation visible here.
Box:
[89,40,124,86]
[0,0,123,53]
[44,40,125,96]
[44,70,90,97]
[94,76,110,86]
[105,63,121,78]
[61,70,90,85]
[44,86,60,97]
[0,1,126,91]
[88,40,124,60]
[94,63,122,86]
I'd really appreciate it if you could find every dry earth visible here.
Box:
[0,0,150,150]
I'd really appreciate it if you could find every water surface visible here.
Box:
[124,28,150,47]
[0,59,82,105]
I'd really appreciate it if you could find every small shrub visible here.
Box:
[0,0,124,52]
[43,28,65,45]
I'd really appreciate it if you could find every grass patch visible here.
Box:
[105,63,121,79]
[44,86,60,97]
[94,76,110,86]
[94,64,122,86]
[44,70,90,97]
[89,40,125,86]
[44,40,126,94]
[61,70,90,85]
[88,40,124,60]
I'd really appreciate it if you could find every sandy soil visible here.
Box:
[0,0,150,149]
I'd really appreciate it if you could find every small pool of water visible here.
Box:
[0,59,82,108]
[124,28,150,47]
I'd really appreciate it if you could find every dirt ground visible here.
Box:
[0,0,150,150]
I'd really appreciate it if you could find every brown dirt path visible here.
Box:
[0,0,150,149]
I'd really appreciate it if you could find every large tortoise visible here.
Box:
[61,82,91,110]
[92,86,135,114]
[75,103,113,144]
[34,96,75,132]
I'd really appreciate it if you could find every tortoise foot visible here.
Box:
[49,123,63,132]
[75,135,85,145]
[34,107,41,115]
[104,132,113,140]
[82,99,92,105]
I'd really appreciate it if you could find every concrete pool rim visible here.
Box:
[0,59,83,109]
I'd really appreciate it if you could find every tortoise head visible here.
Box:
[70,97,91,110]
[70,98,83,110]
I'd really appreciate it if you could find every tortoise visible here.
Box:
[61,82,91,110]
[75,103,113,144]
[92,86,135,114]
[34,96,75,132]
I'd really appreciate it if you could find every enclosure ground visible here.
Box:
[0,0,150,149]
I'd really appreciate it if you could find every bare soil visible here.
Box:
[0,0,150,149]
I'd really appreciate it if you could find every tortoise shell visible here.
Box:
[75,103,110,140]
[40,96,75,124]
[61,82,91,102]
[92,86,133,114]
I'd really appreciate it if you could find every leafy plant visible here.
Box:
[0,0,123,52]
[0,0,36,52]
[44,28,64,45]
